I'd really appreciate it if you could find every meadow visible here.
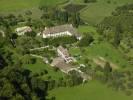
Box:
[0,0,40,12]
[80,0,133,25]
[69,42,132,69]
[49,80,133,100]
[0,0,67,18]
[23,59,64,80]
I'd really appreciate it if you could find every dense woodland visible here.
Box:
[98,4,133,48]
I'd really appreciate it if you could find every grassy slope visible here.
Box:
[49,81,133,100]
[0,0,67,12]
[23,59,64,80]
[76,25,132,69]
[69,42,132,69]
[80,0,133,25]
[0,0,41,12]
[0,0,67,19]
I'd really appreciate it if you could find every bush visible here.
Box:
[78,34,94,47]
[125,91,132,96]
[84,0,97,3]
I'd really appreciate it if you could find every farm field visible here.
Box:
[49,80,133,100]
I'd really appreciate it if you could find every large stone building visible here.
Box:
[57,46,75,63]
[40,24,81,39]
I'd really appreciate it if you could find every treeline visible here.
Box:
[82,60,133,96]
[84,0,97,3]
[39,6,81,27]
[43,36,77,47]
[95,63,133,96]
[0,38,50,100]
[0,66,49,100]
[97,4,133,48]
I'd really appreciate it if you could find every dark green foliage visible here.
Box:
[68,70,83,86]
[54,10,69,23]
[11,33,18,39]
[25,31,37,37]
[43,36,77,47]
[84,0,97,3]
[64,4,86,13]
[78,34,94,47]
[113,23,122,47]
[0,55,7,69]
[71,13,81,28]
[40,6,81,27]
[0,66,48,100]
[0,14,20,27]
[25,10,32,16]
[103,62,112,76]
[98,4,133,49]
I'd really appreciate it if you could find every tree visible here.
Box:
[78,34,94,47]
[72,13,80,28]
[0,66,48,100]
[114,23,122,47]
[25,10,32,16]
[0,55,7,69]
[11,33,18,39]
[25,31,37,37]
[84,0,97,3]
[103,62,112,76]
[68,70,83,86]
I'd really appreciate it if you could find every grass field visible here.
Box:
[69,42,132,69]
[77,25,99,38]
[0,0,67,18]
[0,0,68,12]
[0,0,40,12]
[49,80,133,100]
[80,0,133,25]
[23,59,64,80]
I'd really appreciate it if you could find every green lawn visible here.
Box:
[78,25,97,33]
[49,80,133,100]
[80,0,133,25]
[77,25,99,39]
[23,59,64,80]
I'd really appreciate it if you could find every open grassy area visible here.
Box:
[49,80,133,100]
[77,25,99,39]
[0,0,67,12]
[23,59,64,80]
[80,0,133,25]
[69,42,132,69]
[0,0,67,18]
[0,0,41,12]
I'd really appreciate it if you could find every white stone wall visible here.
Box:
[43,31,72,38]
